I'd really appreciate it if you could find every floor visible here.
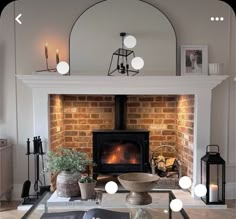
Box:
[0,201,25,219]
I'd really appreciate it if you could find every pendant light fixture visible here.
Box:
[108,32,144,76]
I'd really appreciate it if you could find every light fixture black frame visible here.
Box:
[107,32,139,76]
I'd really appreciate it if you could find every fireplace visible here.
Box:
[48,93,195,177]
[93,130,149,178]
[18,75,227,197]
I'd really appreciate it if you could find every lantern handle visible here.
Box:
[206,145,219,153]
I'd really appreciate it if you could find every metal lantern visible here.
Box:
[201,145,225,204]
[108,32,141,76]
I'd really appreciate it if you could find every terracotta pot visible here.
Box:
[78,181,97,199]
[56,171,80,197]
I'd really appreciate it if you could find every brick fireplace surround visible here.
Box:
[50,94,194,178]
[18,75,227,197]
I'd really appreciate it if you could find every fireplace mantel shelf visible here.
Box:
[17,75,228,94]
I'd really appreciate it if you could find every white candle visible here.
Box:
[209,184,218,202]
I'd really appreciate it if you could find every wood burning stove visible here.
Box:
[92,95,150,178]
[93,130,149,178]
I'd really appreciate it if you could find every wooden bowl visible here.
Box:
[118,172,159,205]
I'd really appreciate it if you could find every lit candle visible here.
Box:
[45,43,48,59]
[209,184,218,202]
[56,49,60,64]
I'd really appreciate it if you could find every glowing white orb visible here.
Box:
[170,199,183,212]
[57,61,70,74]
[194,184,207,197]
[179,176,192,189]
[124,35,137,48]
[105,181,118,194]
[210,17,214,21]
[220,17,224,21]
[131,57,144,70]
[215,17,219,21]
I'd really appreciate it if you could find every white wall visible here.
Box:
[0,0,235,199]
[0,2,18,199]
[0,3,16,140]
[211,8,236,188]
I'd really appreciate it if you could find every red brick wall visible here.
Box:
[176,95,194,178]
[50,95,64,150]
[49,94,194,177]
[63,95,114,157]
[126,96,177,153]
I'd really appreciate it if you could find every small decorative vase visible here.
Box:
[208,63,224,75]
[56,171,80,197]
[78,180,97,199]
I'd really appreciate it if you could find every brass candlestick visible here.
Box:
[36,43,56,72]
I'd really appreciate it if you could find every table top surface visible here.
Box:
[22,190,190,219]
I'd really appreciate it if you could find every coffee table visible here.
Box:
[22,190,190,219]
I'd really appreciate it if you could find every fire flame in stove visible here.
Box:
[104,144,139,164]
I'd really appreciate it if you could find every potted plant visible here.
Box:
[46,146,92,197]
[78,176,97,199]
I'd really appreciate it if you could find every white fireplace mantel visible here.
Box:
[17,74,228,196]
[17,75,228,94]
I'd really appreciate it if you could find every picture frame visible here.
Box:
[181,45,208,75]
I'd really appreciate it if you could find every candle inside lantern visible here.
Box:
[209,184,218,202]
[56,49,60,64]
[45,43,48,59]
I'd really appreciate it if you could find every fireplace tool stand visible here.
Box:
[21,136,49,205]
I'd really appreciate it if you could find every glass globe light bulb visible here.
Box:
[179,176,192,189]
[170,199,183,212]
[57,61,70,74]
[131,57,144,70]
[124,35,137,48]
[105,181,118,194]
[194,184,207,197]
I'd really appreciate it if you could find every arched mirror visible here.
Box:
[70,0,176,76]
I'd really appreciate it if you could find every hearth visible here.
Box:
[93,130,149,178]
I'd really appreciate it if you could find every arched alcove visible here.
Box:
[70,0,176,76]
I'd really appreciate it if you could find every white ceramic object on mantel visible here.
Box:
[209,63,224,75]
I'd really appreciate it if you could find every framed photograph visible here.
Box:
[181,45,208,75]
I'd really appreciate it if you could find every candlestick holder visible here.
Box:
[36,68,57,73]
[36,43,57,72]
[36,57,57,72]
